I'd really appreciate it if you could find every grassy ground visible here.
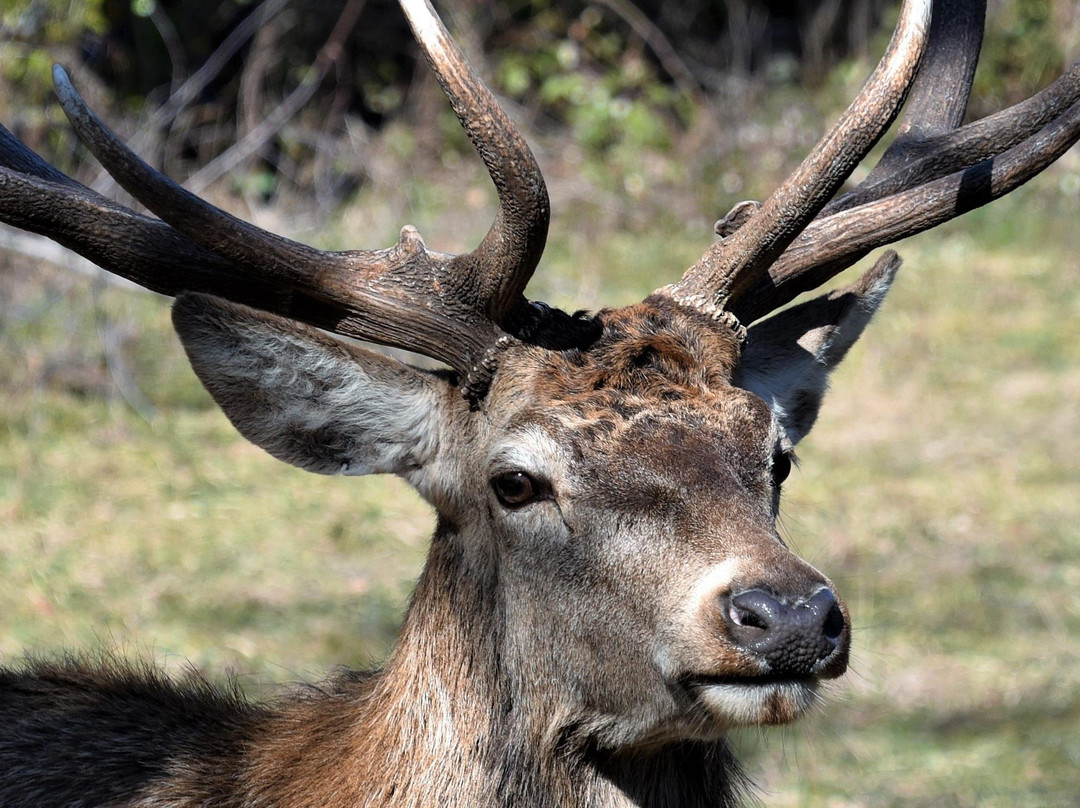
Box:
[2,141,1079,805]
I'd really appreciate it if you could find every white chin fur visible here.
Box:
[697,680,819,726]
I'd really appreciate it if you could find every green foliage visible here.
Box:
[0,0,107,94]
[0,0,108,169]
[973,0,1064,112]
[0,0,107,40]
[492,2,685,157]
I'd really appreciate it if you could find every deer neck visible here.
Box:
[364,520,507,803]
[349,519,746,808]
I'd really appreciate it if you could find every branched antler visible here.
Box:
[1,0,1078,395]
[661,0,1080,328]
[661,0,933,318]
[0,0,553,401]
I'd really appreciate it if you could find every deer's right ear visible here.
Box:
[733,252,900,449]
[172,293,449,478]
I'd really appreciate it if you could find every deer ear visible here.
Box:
[172,293,449,478]
[734,252,900,448]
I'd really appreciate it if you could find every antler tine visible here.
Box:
[3,62,518,393]
[730,0,1080,323]
[399,0,550,320]
[659,0,932,319]
[51,65,349,288]
[732,95,1080,323]
[0,167,244,287]
[0,157,504,381]
[0,124,261,297]
[0,123,81,187]
[824,58,1080,216]
[867,0,986,177]
[0,123,283,302]
[31,0,549,392]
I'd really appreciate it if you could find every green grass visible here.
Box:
[2,158,1079,805]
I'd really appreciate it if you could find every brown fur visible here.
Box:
[1,285,891,806]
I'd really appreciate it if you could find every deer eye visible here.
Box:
[771,452,793,487]
[491,471,548,508]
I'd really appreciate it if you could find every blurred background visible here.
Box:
[1,0,1078,805]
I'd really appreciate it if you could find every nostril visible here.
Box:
[806,588,845,642]
[822,602,845,641]
[725,589,784,643]
[724,586,848,676]
[728,603,768,631]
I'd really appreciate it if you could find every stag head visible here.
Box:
[1,0,1078,760]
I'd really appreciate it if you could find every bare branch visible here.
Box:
[592,0,706,108]
[184,0,367,193]
[91,0,291,197]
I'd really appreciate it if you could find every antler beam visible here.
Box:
[0,0,550,400]
[730,0,1080,323]
[732,95,1080,323]
[660,0,1080,328]
[661,0,933,316]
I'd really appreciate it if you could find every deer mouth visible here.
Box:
[688,672,818,687]
[685,675,821,726]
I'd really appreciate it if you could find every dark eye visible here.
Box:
[491,471,548,508]
[771,452,793,487]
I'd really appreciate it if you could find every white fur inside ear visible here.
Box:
[172,294,445,478]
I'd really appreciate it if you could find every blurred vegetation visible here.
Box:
[2,0,1076,200]
[1,0,1080,806]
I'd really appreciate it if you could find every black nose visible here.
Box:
[724,587,847,676]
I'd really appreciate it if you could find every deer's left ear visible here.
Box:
[172,293,453,479]
[733,252,900,448]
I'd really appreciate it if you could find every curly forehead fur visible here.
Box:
[523,296,743,412]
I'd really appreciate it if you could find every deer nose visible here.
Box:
[724,587,847,676]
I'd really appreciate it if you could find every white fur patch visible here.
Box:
[489,425,565,481]
[688,558,744,608]
[697,680,818,726]
[734,257,899,449]
[175,296,442,479]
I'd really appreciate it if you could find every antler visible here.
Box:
[0,0,547,400]
[665,0,1080,328]
[3,0,1078,388]
[660,0,933,322]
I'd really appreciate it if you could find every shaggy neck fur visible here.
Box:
[0,521,745,807]
[231,519,748,808]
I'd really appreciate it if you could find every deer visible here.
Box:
[0,0,1077,804]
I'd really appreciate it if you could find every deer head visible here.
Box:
[1,0,1078,785]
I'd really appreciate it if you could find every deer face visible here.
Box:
[174,276,891,750]
[435,299,851,747]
